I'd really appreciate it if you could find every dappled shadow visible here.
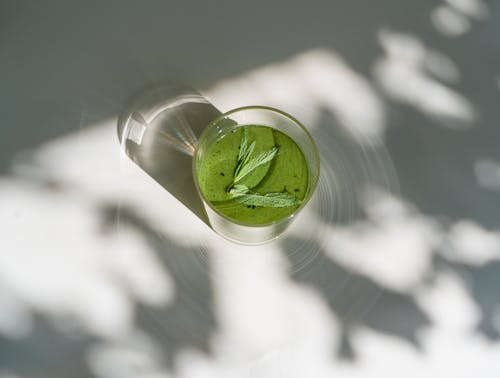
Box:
[0,174,218,377]
[289,3,500,351]
[381,78,500,342]
[470,262,500,340]
[308,109,398,226]
[0,316,95,378]
[99,204,217,368]
[281,236,430,360]
[385,104,500,229]
[432,255,500,340]
[300,105,500,354]
[0,0,438,172]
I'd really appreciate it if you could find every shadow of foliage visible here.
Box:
[281,236,431,360]
[99,204,218,368]
[0,316,95,378]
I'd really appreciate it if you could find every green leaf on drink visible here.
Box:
[233,145,279,184]
[237,127,249,164]
[232,191,302,208]
[234,128,256,182]
[226,126,302,208]
[228,184,250,198]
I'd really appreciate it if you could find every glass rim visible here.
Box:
[192,105,320,228]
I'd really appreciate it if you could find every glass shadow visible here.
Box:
[117,83,221,225]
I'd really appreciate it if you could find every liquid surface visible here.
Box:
[197,125,309,224]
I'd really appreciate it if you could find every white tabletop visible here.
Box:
[1,1,499,377]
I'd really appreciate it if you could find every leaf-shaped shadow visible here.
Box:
[432,256,500,341]
[99,204,217,368]
[0,315,95,378]
[471,262,500,340]
[281,236,431,360]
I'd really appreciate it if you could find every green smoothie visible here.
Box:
[197,125,309,224]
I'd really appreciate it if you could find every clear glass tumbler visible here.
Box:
[192,106,320,244]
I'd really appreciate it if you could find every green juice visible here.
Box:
[197,125,309,225]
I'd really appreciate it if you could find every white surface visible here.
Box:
[1,2,500,376]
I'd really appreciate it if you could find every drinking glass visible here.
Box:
[192,106,319,244]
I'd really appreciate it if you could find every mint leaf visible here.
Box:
[234,128,256,181]
[233,146,279,184]
[228,184,250,198]
[237,127,248,163]
[226,126,300,208]
[238,128,248,163]
[233,192,302,208]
